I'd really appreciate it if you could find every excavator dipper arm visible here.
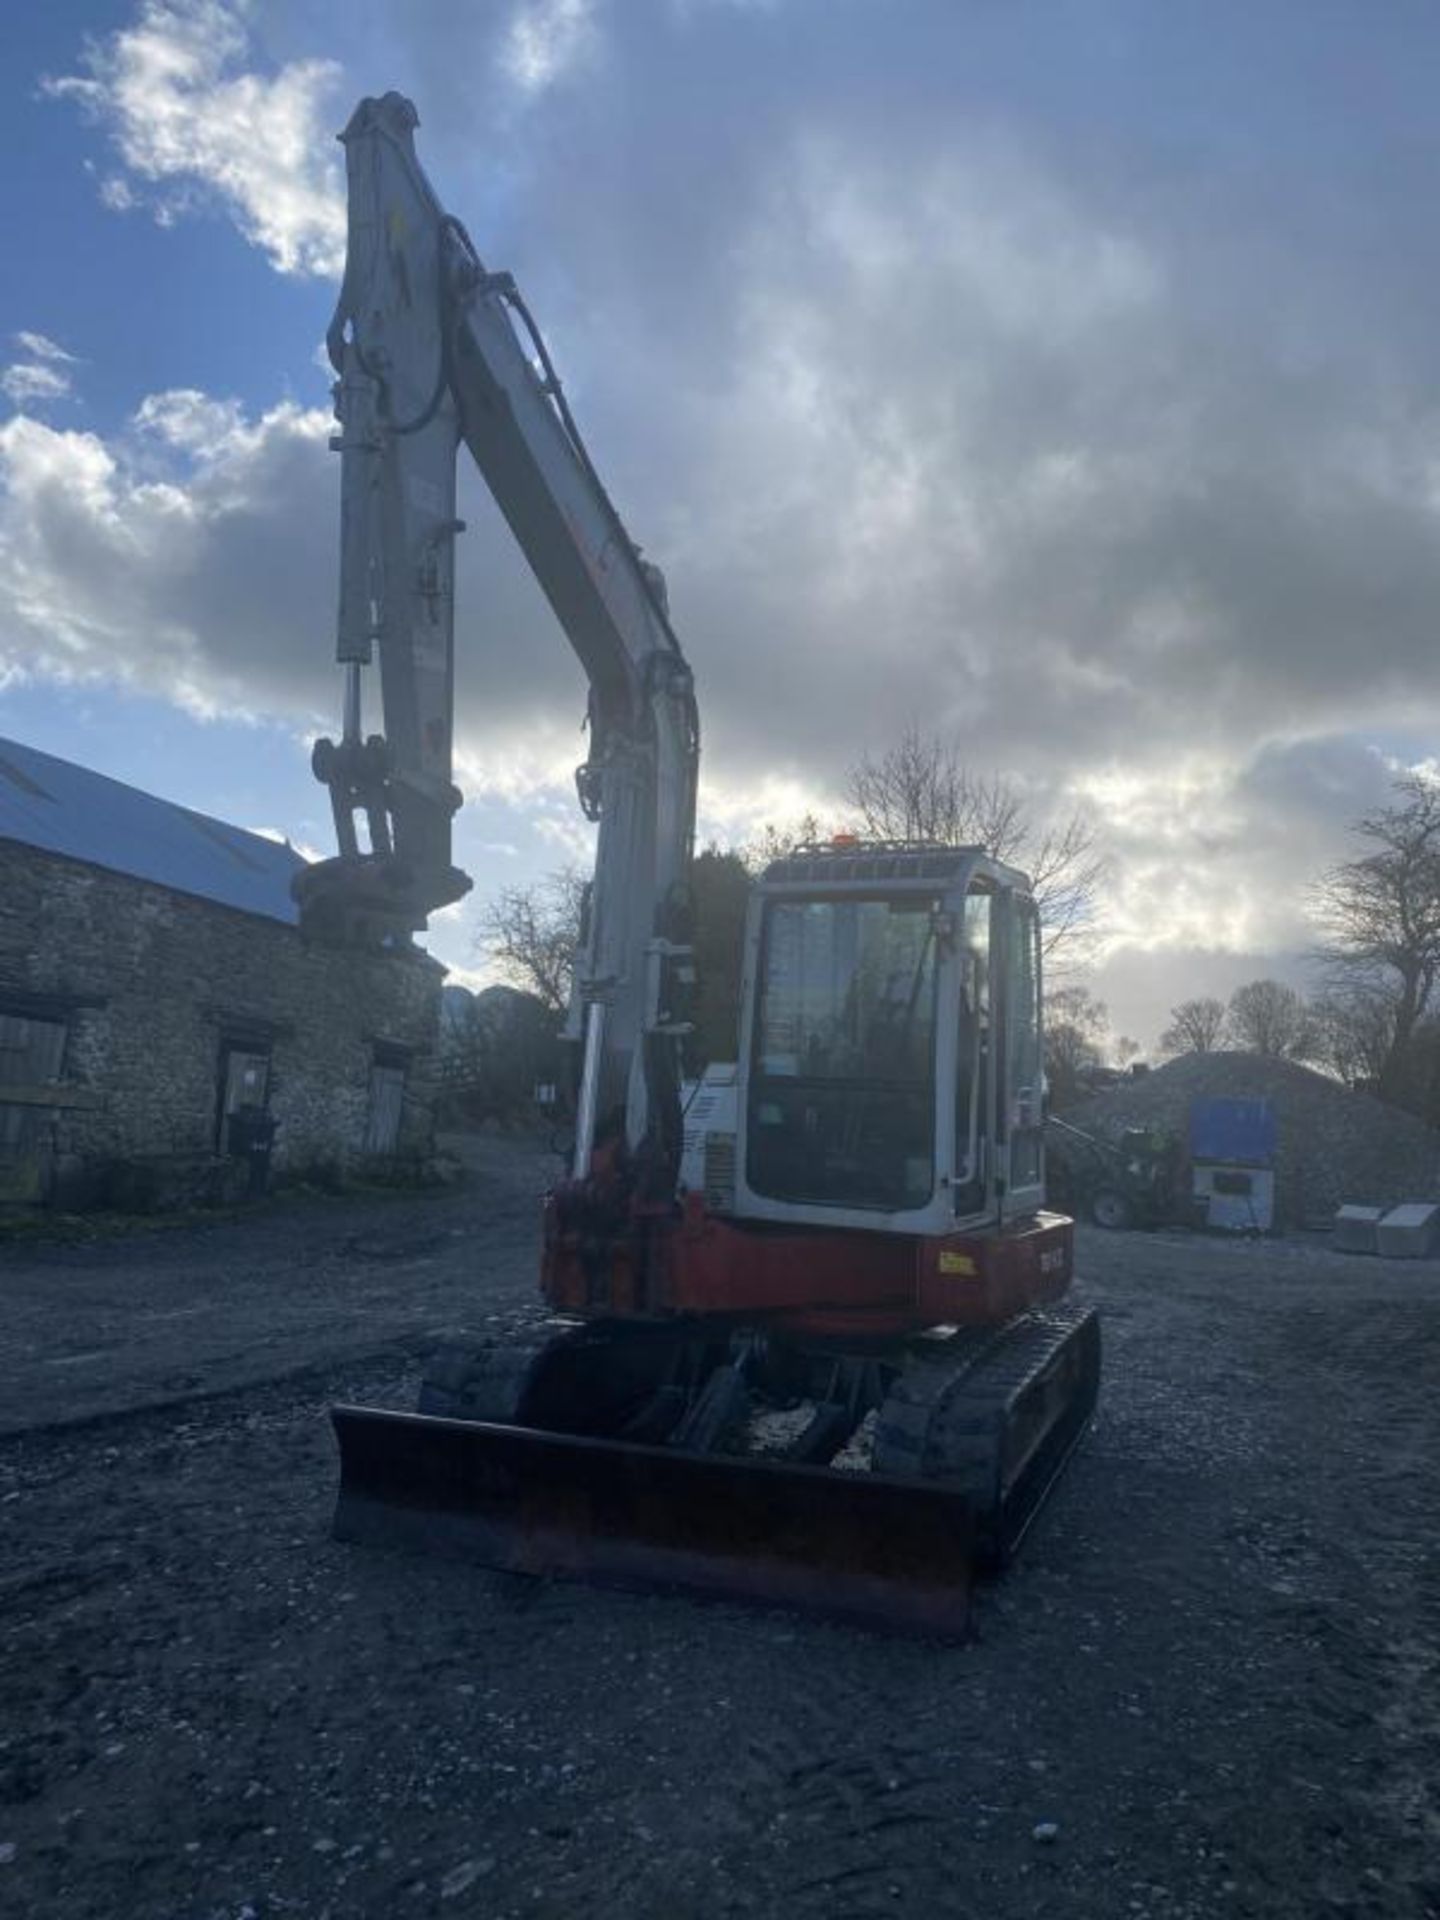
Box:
[295,92,699,1185]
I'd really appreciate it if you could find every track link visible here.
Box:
[418,1329,572,1423]
[873,1300,1100,1562]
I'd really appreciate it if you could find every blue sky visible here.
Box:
[6,1,1440,1042]
[0,4,340,870]
[1,3,333,429]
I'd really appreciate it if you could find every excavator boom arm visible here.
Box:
[297,93,699,1182]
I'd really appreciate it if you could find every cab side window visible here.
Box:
[954,889,991,1214]
[1007,897,1044,1192]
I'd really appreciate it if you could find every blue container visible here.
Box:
[1189,1097,1277,1167]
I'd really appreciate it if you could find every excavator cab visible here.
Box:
[732,842,1045,1237]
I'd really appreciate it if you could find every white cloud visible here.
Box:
[695,771,839,853]
[15,333,77,365]
[4,332,81,408]
[44,0,344,276]
[2,364,74,408]
[437,960,492,995]
[0,397,333,713]
[242,819,327,866]
[0,388,624,804]
[22,1,1440,1040]
[134,388,249,456]
[500,0,597,95]
[98,174,139,213]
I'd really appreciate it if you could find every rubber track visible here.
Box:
[417,1331,569,1422]
[873,1300,1100,1560]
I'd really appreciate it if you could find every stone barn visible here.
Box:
[0,736,443,1208]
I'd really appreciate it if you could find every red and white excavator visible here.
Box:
[297,94,1100,1637]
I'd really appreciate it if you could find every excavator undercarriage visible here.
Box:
[332,1206,1101,1637]
[332,1300,1099,1637]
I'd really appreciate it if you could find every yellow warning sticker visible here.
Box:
[937,1251,977,1276]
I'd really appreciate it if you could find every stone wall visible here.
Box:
[0,839,443,1204]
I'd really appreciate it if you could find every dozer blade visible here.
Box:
[331,1406,975,1638]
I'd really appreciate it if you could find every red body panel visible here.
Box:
[541,1194,1074,1338]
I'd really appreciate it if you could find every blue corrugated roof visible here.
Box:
[0,735,307,925]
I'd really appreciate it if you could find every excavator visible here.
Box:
[296,94,1100,1638]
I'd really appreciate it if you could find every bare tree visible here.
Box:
[1308,987,1395,1088]
[746,813,824,872]
[847,726,1109,969]
[478,868,586,1018]
[1158,996,1227,1057]
[1311,774,1440,1103]
[477,851,754,1067]
[1224,979,1315,1060]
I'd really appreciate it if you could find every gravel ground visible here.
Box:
[2,1136,1438,1919]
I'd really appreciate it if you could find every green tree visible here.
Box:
[1045,985,1109,1110]
[686,847,752,1073]
[439,985,563,1127]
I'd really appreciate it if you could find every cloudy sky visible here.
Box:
[4,0,1440,1046]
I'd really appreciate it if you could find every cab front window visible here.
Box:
[747,896,938,1211]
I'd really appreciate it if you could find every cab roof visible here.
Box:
[759,840,1030,894]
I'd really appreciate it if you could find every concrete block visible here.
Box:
[1376,1202,1440,1259]
[1334,1205,1385,1254]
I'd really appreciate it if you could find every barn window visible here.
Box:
[216,1043,271,1152]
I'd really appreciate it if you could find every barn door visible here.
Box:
[365,1064,406,1154]
[0,1013,67,1201]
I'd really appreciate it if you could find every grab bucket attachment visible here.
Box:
[331,1407,975,1638]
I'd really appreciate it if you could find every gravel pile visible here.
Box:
[1065,1050,1440,1226]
